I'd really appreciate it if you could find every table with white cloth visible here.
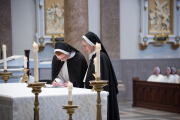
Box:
[0,83,108,120]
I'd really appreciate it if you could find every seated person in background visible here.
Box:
[162,67,177,83]
[171,67,179,83]
[51,40,88,88]
[178,69,180,83]
[147,67,164,82]
[19,69,34,83]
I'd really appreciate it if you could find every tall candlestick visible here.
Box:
[33,42,39,83]
[68,82,73,101]
[94,57,97,73]
[23,56,27,68]
[96,43,101,78]
[2,44,7,70]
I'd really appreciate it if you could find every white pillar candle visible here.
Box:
[23,56,27,68]
[96,43,101,78]
[33,42,39,83]
[2,44,7,70]
[68,82,73,101]
[94,57,97,73]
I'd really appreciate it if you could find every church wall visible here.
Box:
[11,0,36,59]
[120,0,180,59]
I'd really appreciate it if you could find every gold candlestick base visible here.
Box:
[62,101,78,120]
[0,70,12,83]
[90,80,108,120]
[21,68,30,83]
[27,82,45,120]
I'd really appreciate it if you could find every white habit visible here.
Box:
[55,51,76,85]
[162,74,176,83]
[172,74,180,83]
[147,74,164,82]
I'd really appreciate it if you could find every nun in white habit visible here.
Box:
[171,67,179,83]
[177,69,180,83]
[162,67,177,83]
[147,67,164,82]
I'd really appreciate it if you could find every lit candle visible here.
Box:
[94,57,97,73]
[96,43,101,78]
[68,82,73,101]
[33,42,39,83]
[23,56,27,68]
[2,44,7,70]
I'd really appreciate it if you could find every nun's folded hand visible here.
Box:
[52,81,59,86]
[60,82,69,87]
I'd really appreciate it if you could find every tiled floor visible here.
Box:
[118,102,180,120]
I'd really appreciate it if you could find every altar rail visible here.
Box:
[132,77,180,114]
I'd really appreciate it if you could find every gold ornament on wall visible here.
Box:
[172,36,180,50]
[153,33,169,44]
[51,34,64,44]
[140,37,148,50]
[38,37,45,52]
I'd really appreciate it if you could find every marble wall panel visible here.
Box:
[64,0,89,61]
[100,0,120,59]
[0,0,12,58]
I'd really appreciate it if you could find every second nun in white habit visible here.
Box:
[171,67,179,83]
[162,67,177,83]
[147,67,164,82]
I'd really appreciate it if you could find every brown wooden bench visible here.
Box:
[132,77,180,114]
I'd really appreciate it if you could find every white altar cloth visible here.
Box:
[0,83,108,120]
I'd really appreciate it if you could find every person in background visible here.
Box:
[147,67,164,82]
[162,67,177,83]
[51,40,88,88]
[171,67,179,83]
[177,69,180,83]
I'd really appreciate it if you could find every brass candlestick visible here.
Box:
[21,68,30,83]
[93,72,101,81]
[62,101,78,120]
[0,70,12,83]
[90,80,108,120]
[27,82,45,120]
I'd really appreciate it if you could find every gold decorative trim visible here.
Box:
[51,34,64,44]
[144,0,148,10]
[139,43,148,50]
[172,36,180,50]
[38,37,45,52]
[39,4,42,9]
[153,33,169,44]
[140,37,148,50]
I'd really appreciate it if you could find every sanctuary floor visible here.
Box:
[118,102,180,120]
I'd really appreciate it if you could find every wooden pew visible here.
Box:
[132,77,180,114]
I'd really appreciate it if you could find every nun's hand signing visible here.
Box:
[52,81,59,86]
[60,82,69,87]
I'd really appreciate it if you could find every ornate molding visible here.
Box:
[177,0,180,10]
[140,37,148,50]
[153,33,169,44]
[51,34,64,44]
[38,37,45,52]
[172,36,180,50]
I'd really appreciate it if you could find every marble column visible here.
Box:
[100,0,120,59]
[0,0,12,59]
[64,0,88,61]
